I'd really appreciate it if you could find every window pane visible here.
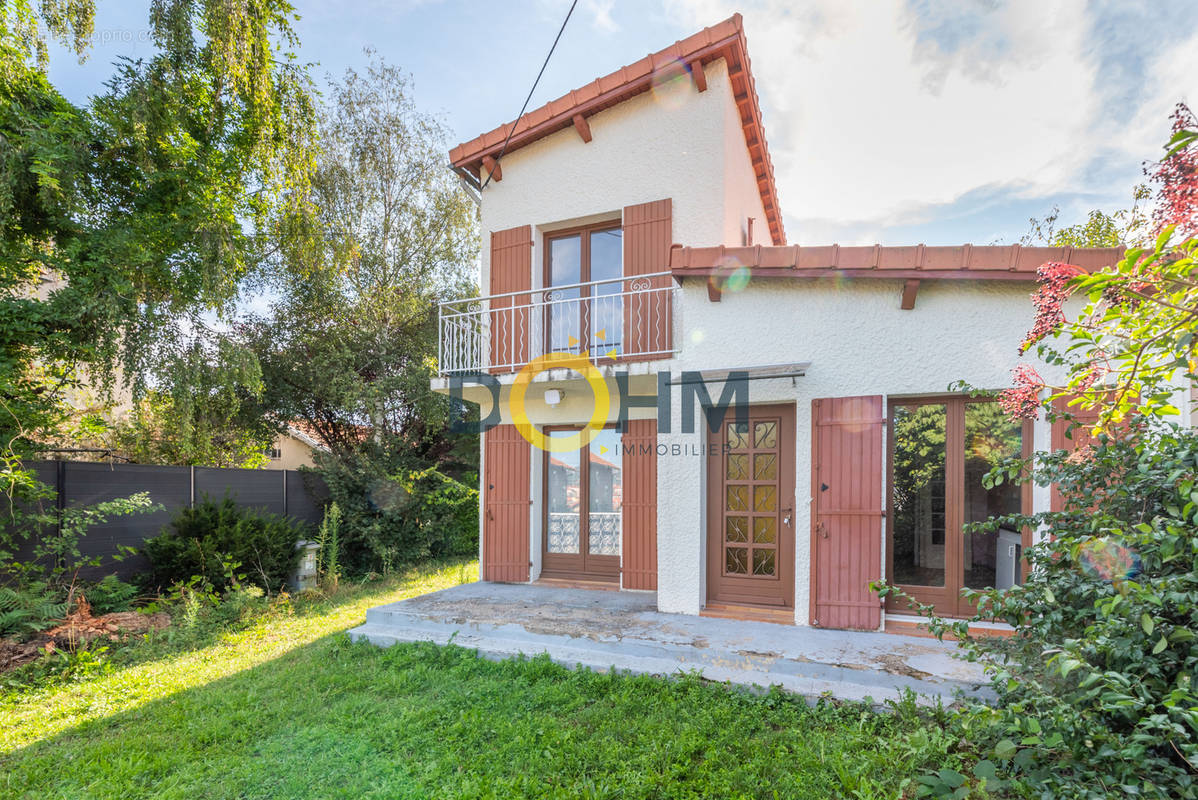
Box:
[727,453,748,480]
[964,403,1023,590]
[548,235,582,354]
[891,404,947,587]
[590,229,622,282]
[752,549,776,576]
[587,429,622,556]
[753,453,777,480]
[754,421,777,448]
[589,229,624,359]
[752,517,776,544]
[726,485,748,512]
[547,432,580,554]
[726,516,749,543]
[726,547,748,574]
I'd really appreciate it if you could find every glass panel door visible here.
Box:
[589,228,623,360]
[963,402,1024,593]
[587,428,622,556]
[547,234,582,355]
[546,431,581,555]
[891,403,947,588]
[887,397,1029,617]
[542,427,622,581]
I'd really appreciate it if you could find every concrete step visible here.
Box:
[348,608,988,708]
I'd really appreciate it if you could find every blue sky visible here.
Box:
[47,1,1198,247]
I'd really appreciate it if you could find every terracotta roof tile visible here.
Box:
[669,243,1125,281]
[450,14,786,245]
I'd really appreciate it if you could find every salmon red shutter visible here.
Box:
[811,396,884,630]
[483,425,530,582]
[622,199,672,360]
[1049,400,1103,513]
[488,226,533,374]
[621,419,658,590]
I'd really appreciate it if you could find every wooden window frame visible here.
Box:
[539,423,621,582]
[543,221,622,358]
[884,394,1033,619]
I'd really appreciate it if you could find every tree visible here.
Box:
[246,54,478,471]
[1020,187,1150,249]
[0,0,315,459]
[1001,104,1198,427]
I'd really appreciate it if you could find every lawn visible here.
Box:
[0,559,954,799]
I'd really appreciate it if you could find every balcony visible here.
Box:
[438,272,676,375]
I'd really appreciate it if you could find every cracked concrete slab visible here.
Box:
[349,582,991,707]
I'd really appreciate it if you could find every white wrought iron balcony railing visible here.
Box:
[438,271,677,375]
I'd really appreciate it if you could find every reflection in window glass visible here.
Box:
[546,431,580,554]
[587,428,622,556]
[589,229,623,360]
[891,404,947,587]
[964,403,1023,590]
[548,235,582,354]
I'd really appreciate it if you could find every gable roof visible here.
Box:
[669,243,1126,281]
[449,14,785,245]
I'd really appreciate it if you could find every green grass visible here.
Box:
[0,559,955,799]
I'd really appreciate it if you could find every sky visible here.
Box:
[46,0,1198,247]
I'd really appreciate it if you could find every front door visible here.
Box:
[541,427,622,582]
[706,404,796,609]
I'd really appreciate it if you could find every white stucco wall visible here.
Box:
[720,81,770,246]
[654,277,1072,621]
[477,58,766,291]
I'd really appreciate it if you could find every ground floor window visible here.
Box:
[542,427,622,581]
[887,397,1029,617]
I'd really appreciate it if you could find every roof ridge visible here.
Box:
[450,14,785,245]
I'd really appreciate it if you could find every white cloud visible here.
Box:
[666,0,1198,243]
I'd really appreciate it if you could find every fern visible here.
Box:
[0,584,69,639]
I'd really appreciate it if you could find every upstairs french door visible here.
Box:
[886,397,1031,618]
[545,223,623,360]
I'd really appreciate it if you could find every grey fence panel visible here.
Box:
[65,462,192,580]
[195,466,285,516]
[4,462,329,583]
[285,470,327,526]
[8,461,62,571]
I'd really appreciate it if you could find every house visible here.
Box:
[265,425,330,470]
[436,14,1132,630]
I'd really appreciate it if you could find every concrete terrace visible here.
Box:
[349,582,991,707]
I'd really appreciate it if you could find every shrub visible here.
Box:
[320,459,478,575]
[880,418,1198,799]
[141,497,308,593]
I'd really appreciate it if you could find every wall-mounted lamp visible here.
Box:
[543,388,564,406]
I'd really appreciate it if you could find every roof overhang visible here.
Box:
[670,243,1125,282]
[449,14,785,245]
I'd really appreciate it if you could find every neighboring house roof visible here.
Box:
[285,424,331,453]
[669,243,1126,281]
[449,14,785,246]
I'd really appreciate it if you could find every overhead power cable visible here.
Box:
[478,0,579,192]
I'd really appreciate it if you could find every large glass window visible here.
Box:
[889,398,1028,616]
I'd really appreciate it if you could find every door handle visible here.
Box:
[782,507,792,527]
[816,521,828,538]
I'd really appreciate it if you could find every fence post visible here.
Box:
[282,469,288,517]
[189,465,195,507]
